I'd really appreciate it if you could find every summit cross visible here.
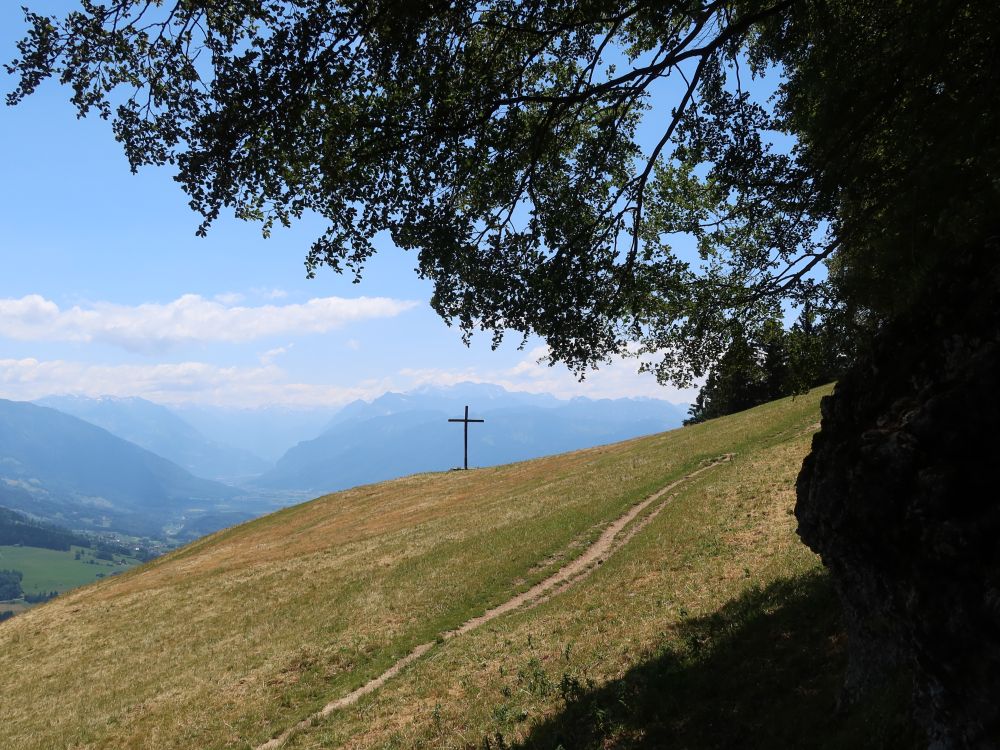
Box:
[447,405,485,470]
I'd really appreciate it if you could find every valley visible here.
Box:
[1,384,687,547]
[0,544,142,596]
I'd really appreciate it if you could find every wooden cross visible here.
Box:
[448,405,485,470]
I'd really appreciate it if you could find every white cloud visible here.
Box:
[251,287,288,300]
[345,339,361,351]
[259,344,292,365]
[213,292,245,305]
[399,346,699,404]
[0,357,390,408]
[0,294,418,352]
[505,345,553,378]
[399,366,483,388]
[0,349,695,410]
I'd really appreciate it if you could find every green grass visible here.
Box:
[0,545,141,596]
[0,386,920,749]
[476,572,919,750]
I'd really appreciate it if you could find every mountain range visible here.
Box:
[255,383,688,491]
[2,384,687,541]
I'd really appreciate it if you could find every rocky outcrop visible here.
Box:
[796,244,1000,749]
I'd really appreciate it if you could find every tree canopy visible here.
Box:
[7,0,998,383]
[683,304,847,424]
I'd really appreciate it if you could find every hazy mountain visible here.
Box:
[324,383,561,428]
[170,404,340,463]
[256,383,687,492]
[0,399,245,539]
[36,395,269,481]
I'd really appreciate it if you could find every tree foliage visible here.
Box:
[0,569,24,601]
[4,0,824,383]
[0,507,92,552]
[6,0,998,382]
[684,302,849,424]
[23,590,59,604]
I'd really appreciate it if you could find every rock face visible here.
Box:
[796,246,1000,749]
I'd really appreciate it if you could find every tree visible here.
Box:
[7,1,999,744]
[683,320,781,425]
[6,0,824,381]
[0,569,24,601]
[685,302,850,425]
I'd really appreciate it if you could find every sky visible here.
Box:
[0,3,699,409]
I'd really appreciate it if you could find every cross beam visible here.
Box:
[447,405,485,470]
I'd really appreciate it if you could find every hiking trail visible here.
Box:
[257,454,733,750]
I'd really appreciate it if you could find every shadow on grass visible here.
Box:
[489,571,922,750]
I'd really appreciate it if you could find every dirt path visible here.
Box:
[256,454,732,750]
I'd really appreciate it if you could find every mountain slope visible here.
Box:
[258,384,688,491]
[0,399,241,538]
[0,506,92,550]
[35,395,270,480]
[0,387,919,749]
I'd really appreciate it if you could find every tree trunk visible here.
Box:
[795,243,1000,749]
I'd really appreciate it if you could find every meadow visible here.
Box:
[0,544,140,596]
[0,386,918,749]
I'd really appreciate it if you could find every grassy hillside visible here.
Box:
[0,387,918,749]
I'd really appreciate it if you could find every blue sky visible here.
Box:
[0,3,698,409]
